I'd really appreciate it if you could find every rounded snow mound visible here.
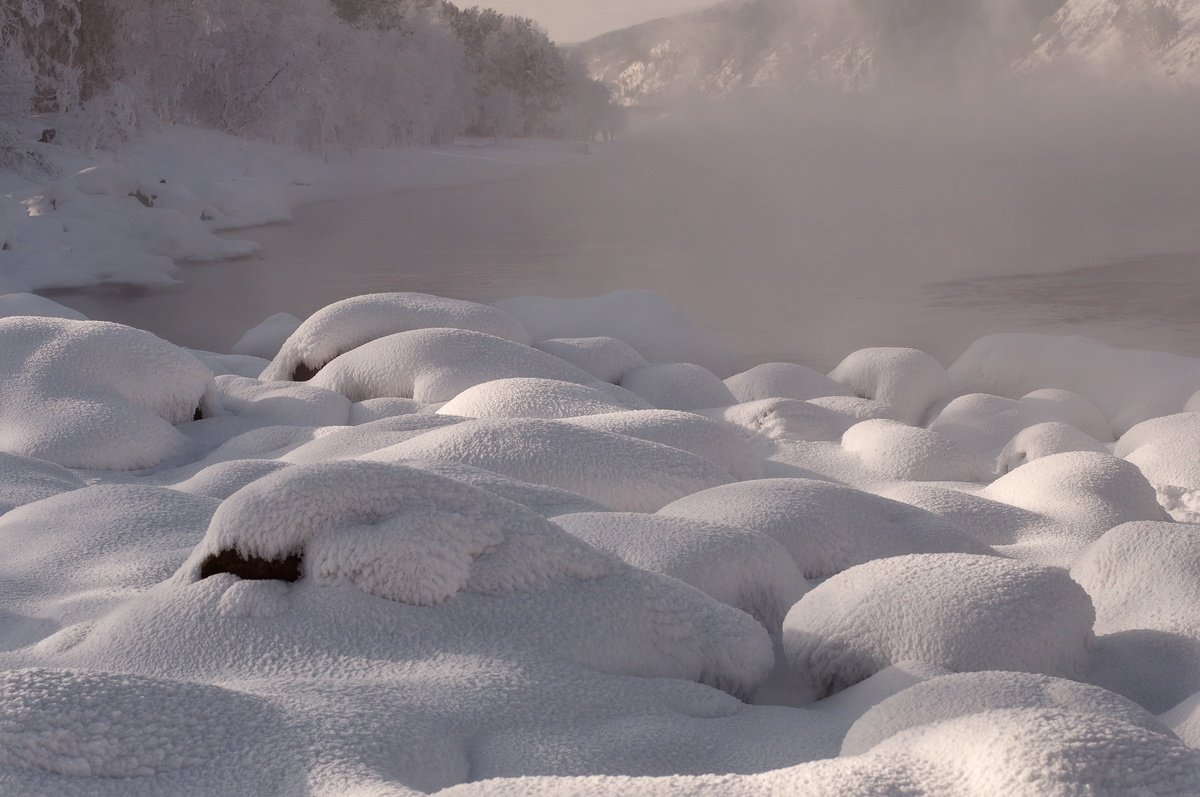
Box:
[1070,521,1200,637]
[411,461,607,518]
[0,452,85,515]
[187,461,617,605]
[829,347,952,425]
[0,668,282,778]
[997,422,1106,475]
[534,337,647,382]
[657,478,990,579]
[280,414,463,465]
[168,459,291,500]
[1020,388,1112,442]
[562,409,764,480]
[216,374,351,427]
[437,378,640,419]
[1164,690,1200,748]
[620,363,737,410]
[1117,413,1200,491]
[716,398,858,442]
[931,393,1083,454]
[841,670,1167,755]
[554,512,808,629]
[782,553,1096,699]
[982,452,1167,542]
[0,293,86,321]
[307,327,599,403]
[230,312,301,360]
[724,363,852,403]
[365,418,733,512]
[877,482,1049,548]
[841,418,995,482]
[261,293,530,381]
[0,317,218,469]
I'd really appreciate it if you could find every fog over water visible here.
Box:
[58,86,1200,370]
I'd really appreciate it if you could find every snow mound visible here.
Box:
[534,336,647,382]
[1021,388,1113,442]
[186,460,617,605]
[829,347,953,426]
[412,462,607,518]
[495,289,737,376]
[877,482,1052,549]
[365,419,733,512]
[725,363,853,403]
[1164,690,1200,748]
[554,512,808,629]
[230,312,301,360]
[782,553,1096,699]
[280,414,464,464]
[997,422,1107,474]
[714,398,856,442]
[657,478,990,579]
[0,317,218,469]
[349,397,432,424]
[931,392,1086,455]
[620,363,737,410]
[168,459,291,500]
[841,418,995,482]
[1117,413,1200,491]
[951,333,1200,434]
[982,452,1168,551]
[307,327,599,403]
[841,670,1168,755]
[0,453,85,515]
[0,668,287,779]
[261,293,531,381]
[1071,521,1200,638]
[216,374,351,427]
[562,409,765,480]
[0,293,86,321]
[437,378,642,419]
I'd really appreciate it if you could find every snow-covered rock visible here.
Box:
[0,293,86,321]
[437,378,643,419]
[996,421,1107,474]
[841,418,995,482]
[0,453,85,516]
[782,553,1096,700]
[215,374,351,428]
[829,347,953,426]
[0,317,218,469]
[725,362,853,403]
[231,312,301,360]
[620,363,737,411]
[658,478,990,579]
[261,293,531,382]
[534,337,648,383]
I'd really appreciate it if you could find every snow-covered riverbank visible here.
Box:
[0,125,587,293]
[0,288,1198,795]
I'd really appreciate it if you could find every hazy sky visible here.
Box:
[478,0,716,43]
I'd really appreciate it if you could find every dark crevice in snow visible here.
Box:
[200,550,302,583]
[291,363,320,382]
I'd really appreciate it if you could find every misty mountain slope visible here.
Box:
[580,0,1200,105]
[1020,0,1200,83]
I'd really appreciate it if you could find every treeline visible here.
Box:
[0,0,618,166]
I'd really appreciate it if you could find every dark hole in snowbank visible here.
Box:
[200,549,302,582]
[291,363,320,382]
[193,406,204,422]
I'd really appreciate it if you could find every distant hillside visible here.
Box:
[577,0,1200,106]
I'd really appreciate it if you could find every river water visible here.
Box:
[51,112,1200,372]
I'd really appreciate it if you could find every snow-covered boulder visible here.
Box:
[782,553,1096,699]
[348,397,432,424]
[0,317,218,469]
[167,459,292,500]
[996,422,1107,474]
[215,374,352,428]
[534,337,647,382]
[725,362,852,403]
[657,478,990,579]
[620,363,737,411]
[412,462,607,518]
[713,398,857,443]
[231,312,301,360]
[1020,388,1112,441]
[841,418,995,482]
[364,418,733,512]
[437,378,643,419]
[0,293,86,321]
[307,328,599,403]
[0,453,85,516]
[840,670,1168,756]
[555,512,808,629]
[562,409,765,480]
[931,393,1069,454]
[829,347,953,426]
[496,289,736,376]
[279,414,464,465]
[1117,413,1200,491]
[1164,690,1200,748]
[261,293,531,381]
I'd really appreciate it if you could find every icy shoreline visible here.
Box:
[0,289,1198,795]
[0,125,587,294]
